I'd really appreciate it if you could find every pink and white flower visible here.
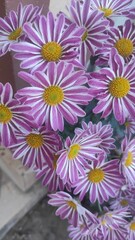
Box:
[16,62,90,131]
[89,48,135,124]
[11,12,84,73]
[0,3,41,56]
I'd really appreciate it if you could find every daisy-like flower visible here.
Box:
[75,121,115,154]
[11,12,84,73]
[89,48,135,124]
[0,3,41,56]
[110,195,135,214]
[16,62,90,131]
[67,0,108,66]
[96,20,135,65]
[73,155,123,203]
[48,191,98,227]
[90,0,135,20]
[120,137,135,185]
[124,116,135,139]
[56,133,103,184]
[0,82,33,147]
[10,126,60,169]
[127,217,135,240]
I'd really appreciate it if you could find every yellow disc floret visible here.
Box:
[115,38,133,58]
[120,199,128,207]
[26,133,43,148]
[99,7,113,17]
[130,222,135,231]
[67,201,77,209]
[41,41,62,61]
[109,77,130,98]
[8,27,22,41]
[82,30,88,42]
[88,168,104,183]
[68,144,81,160]
[125,151,133,167]
[43,86,64,106]
[0,104,12,123]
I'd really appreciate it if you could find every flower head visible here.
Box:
[96,20,135,65]
[124,116,135,139]
[56,133,103,184]
[75,121,115,154]
[16,62,90,131]
[127,218,135,240]
[0,3,41,56]
[48,191,98,227]
[90,48,135,124]
[11,12,84,72]
[10,126,60,169]
[73,155,123,203]
[0,82,33,147]
[120,137,135,185]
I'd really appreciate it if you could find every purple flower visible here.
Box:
[73,155,123,203]
[16,62,90,131]
[0,82,33,147]
[89,48,135,124]
[11,12,84,72]
[127,217,135,240]
[48,191,98,227]
[10,126,60,169]
[0,3,41,56]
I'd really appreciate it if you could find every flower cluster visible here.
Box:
[0,0,135,239]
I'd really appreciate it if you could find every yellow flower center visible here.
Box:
[67,201,77,209]
[43,86,64,106]
[125,151,133,167]
[8,27,22,41]
[130,222,135,231]
[125,121,130,127]
[26,133,43,148]
[82,30,88,42]
[0,104,12,123]
[88,168,104,183]
[68,144,81,160]
[109,77,130,98]
[115,38,133,58]
[120,199,128,207]
[41,41,62,61]
[99,7,113,17]
[53,154,59,170]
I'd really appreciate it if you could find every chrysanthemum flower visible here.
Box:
[124,116,135,139]
[110,195,135,214]
[120,137,135,185]
[48,191,98,227]
[73,155,123,203]
[56,133,103,184]
[11,12,84,73]
[10,126,60,169]
[0,3,41,56]
[89,48,135,124]
[67,0,108,66]
[0,82,33,147]
[90,0,135,20]
[16,62,90,131]
[96,20,135,65]
[127,218,135,240]
[75,121,115,154]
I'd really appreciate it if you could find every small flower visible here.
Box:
[67,0,108,67]
[110,195,135,214]
[73,155,123,203]
[11,12,84,72]
[90,0,135,20]
[75,121,115,154]
[120,137,135,185]
[48,191,98,227]
[0,82,33,147]
[0,3,41,56]
[124,116,135,139]
[56,133,103,184]
[127,218,135,240]
[16,62,90,131]
[89,48,135,124]
[96,20,135,65]
[10,126,60,169]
